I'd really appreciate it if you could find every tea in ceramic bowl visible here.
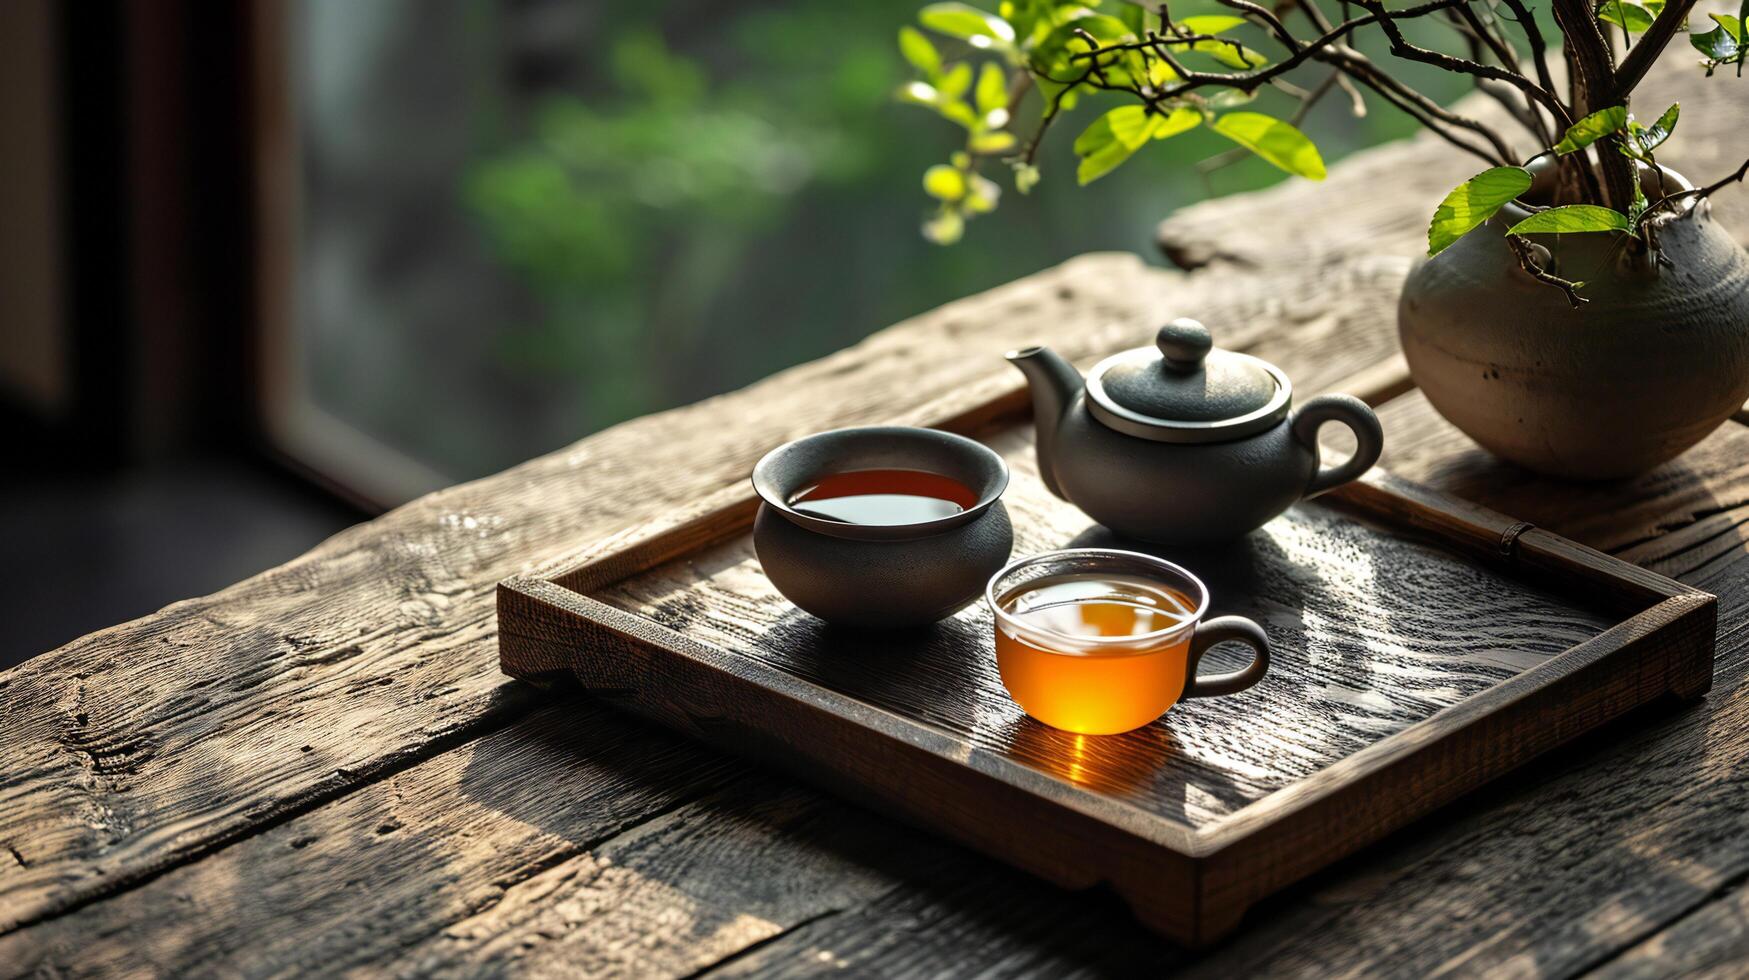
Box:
[752,426,1012,628]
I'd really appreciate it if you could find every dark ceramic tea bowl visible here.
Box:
[751,426,1013,628]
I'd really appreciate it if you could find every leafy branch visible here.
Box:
[893,0,1748,292]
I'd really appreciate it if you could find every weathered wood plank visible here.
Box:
[1369,391,1749,564]
[0,212,1417,932]
[0,297,1413,973]
[593,426,1612,830]
[0,697,1177,977]
[1117,404,1749,977]
[1589,881,1749,979]
[0,253,1169,933]
[25,384,1732,977]
[1,14,1739,973]
[0,701,753,975]
[703,414,1749,978]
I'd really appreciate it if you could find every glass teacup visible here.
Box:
[986,549,1270,735]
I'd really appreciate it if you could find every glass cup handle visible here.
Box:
[1184,616,1271,699]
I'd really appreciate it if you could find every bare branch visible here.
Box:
[1551,0,1637,209]
[1357,0,1571,132]
[1074,0,1471,96]
[1496,0,1562,115]
[1476,78,1553,146]
[1610,0,1700,103]
[1453,3,1521,76]
[1694,157,1749,200]
[1326,49,1507,164]
[1213,0,1303,53]
[1325,46,1515,164]
[1507,236,1587,307]
[1639,157,1749,224]
[1336,72,1367,116]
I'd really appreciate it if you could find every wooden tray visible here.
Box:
[497,384,1716,948]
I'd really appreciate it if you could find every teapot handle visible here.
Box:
[1291,394,1384,498]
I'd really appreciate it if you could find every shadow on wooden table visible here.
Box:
[1173,684,1720,977]
[453,694,1187,973]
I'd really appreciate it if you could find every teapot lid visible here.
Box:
[1085,318,1291,444]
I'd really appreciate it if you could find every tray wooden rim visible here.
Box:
[497,367,1717,944]
[500,470,1708,852]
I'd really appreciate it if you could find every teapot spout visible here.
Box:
[1005,345,1081,499]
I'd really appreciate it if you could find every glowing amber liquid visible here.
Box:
[994,575,1198,735]
[790,469,978,525]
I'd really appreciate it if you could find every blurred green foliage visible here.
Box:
[456,0,1460,476]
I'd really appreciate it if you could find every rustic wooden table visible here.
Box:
[4,54,1747,977]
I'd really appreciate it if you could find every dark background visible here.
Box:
[0,0,1454,669]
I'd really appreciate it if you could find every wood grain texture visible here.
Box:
[698,413,1749,977]
[0,252,1165,933]
[594,428,1612,828]
[0,695,1182,978]
[1369,389,1749,565]
[501,394,1712,946]
[0,230,1415,937]
[1592,881,1749,979]
[1136,405,1749,977]
[0,701,746,976]
[0,19,1741,973]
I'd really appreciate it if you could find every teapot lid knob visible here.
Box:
[1156,318,1212,372]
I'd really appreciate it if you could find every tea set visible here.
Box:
[749,319,1382,735]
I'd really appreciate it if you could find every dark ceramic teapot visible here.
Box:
[1007,318,1383,545]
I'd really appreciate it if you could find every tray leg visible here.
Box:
[1115,876,1250,950]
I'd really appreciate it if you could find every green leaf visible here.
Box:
[1151,106,1202,140]
[1116,2,1151,35]
[1507,205,1632,236]
[1076,138,1137,185]
[1071,106,1195,184]
[1027,14,1127,91]
[919,2,1017,48]
[1427,166,1533,256]
[923,165,967,200]
[1164,37,1267,69]
[1211,112,1326,179]
[1073,107,1147,185]
[969,130,1018,152]
[1552,105,1628,154]
[937,62,973,101]
[1639,103,1679,152]
[1177,15,1248,34]
[1690,21,1740,63]
[1074,106,1155,154]
[938,100,979,128]
[1711,12,1745,37]
[975,62,1007,116]
[1012,162,1040,194]
[1598,1,1654,33]
[899,27,941,78]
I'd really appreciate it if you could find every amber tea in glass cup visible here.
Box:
[986,549,1271,735]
